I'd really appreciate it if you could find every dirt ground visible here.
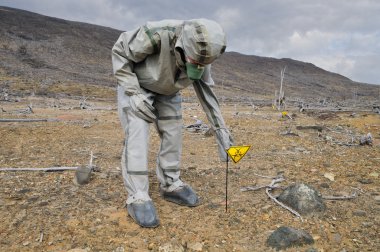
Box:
[0,96,379,252]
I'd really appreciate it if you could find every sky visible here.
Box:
[1,0,380,85]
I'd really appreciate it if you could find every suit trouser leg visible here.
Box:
[154,92,183,189]
[118,86,152,203]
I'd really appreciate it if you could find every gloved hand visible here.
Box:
[129,93,157,123]
[214,128,234,162]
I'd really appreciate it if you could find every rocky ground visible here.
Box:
[0,96,379,252]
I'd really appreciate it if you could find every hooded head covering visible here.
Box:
[182,19,226,64]
[176,19,226,80]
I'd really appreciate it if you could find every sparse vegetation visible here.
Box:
[0,6,379,252]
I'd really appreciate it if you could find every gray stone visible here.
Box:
[332,233,342,244]
[319,182,330,188]
[374,195,380,204]
[305,248,318,252]
[267,226,314,250]
[277,183,326,215]
[362,222,373,228]
[73,166,92,185]
[352,210,367,217]
[158,243,185,252]
[113,247,125,252]
[358,178,373,184]
[187,242,203,251]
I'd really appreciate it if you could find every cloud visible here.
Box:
[1,0,379,84]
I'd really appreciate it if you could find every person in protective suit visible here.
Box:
[112,19,233,228]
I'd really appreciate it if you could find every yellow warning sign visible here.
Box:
[226,145,251,163]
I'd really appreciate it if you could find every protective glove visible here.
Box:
[129,93,157,123]
[214,128,234,162]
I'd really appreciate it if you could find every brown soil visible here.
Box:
[0,96,379,252]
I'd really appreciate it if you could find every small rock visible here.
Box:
[305,248,318,252]
[148,243,155,250]
[98,172,108,179]
[277,183,326,215]
[359,133,373,145]
[262,205,273,212]
[319,183,330,188]
[333,233,342,244]
[324,173,335,181]
[22,241,30,246]
[158,243,184,252]
[352,210,367,217]
[67,249,90,252]
[358,179,373,184]
[74,166,92,185]
[266,226,314,250]
[369,172,379,178]
[113,247,125,252]
[374,195,380,204]
[362,222,373,228]
[187,242,203,251]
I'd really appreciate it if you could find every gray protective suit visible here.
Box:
[112,19,233,204]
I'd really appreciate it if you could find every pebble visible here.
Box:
[187,242,203,251]
[67,249,90,252]
[319,182,330,188]
[148,243,155,250]
[333,233,342,244]
[158,243,184,252]
[113,247,125,252]
[352,210,367,217]
[361,222,373,228]
[305,248,318,252]
[98,173,108,179]
[374,195,380,204]
[369,172,379,178]
[357,179,373,184]
[324,173,335,181]
[266,226,314,250]
[261,205,273,212]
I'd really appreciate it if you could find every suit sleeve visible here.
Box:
[193,66,234,161]
[111,26,160,95]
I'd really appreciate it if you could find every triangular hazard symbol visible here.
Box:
[226,145,251,163]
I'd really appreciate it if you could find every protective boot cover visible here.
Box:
[160,184,200,207]
[127,200,159,228]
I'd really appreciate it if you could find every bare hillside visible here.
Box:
[0,6,379,104]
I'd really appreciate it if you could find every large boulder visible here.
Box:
[277,183,326,215]
[267,226,314,250]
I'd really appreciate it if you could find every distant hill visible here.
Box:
[0,6,378,104]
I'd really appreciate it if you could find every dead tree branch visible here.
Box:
[0,167,78,172]
[265,187,303,220]
[322,191,358,200]
[241,174,303,220]
[0,118,58,123]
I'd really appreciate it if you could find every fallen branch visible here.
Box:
[0,152,97,172]
[0,167,78,172]
[296,125,324,132]
[253,173,277,179]
[266,187,303,221]
[240,184,268,192]
[322,191,358,200]
[0,118,58,123]
[242,174,303,221]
